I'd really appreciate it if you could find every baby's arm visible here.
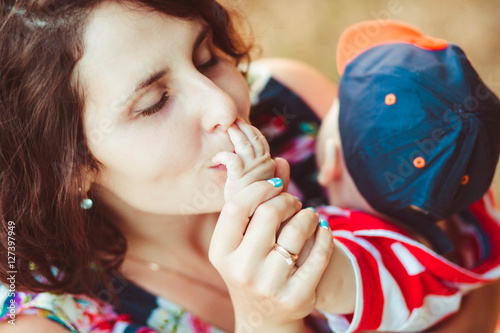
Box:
[212,118,276,201]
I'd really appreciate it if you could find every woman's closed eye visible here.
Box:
[194,31,220,72]
[137,53,218,118]
[196,53,219,71]
[139,92,169,117]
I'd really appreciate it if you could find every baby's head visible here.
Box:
[317,20,500,252]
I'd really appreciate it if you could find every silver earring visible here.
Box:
[79,186,93,210]
[81,197,93,210]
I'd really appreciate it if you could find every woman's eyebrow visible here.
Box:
[119,70,169,109]
[136,70,168,93]
[123,24,211,108]
[135,25,209,94]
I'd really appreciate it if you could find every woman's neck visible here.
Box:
[123,212,219,263]
[95,185,220,265]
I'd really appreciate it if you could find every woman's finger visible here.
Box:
[209,178,284,258]
[285,223,334,302]
[275,208,319,258]
[238,192,302,258]
[274,157,291,193]
[261,209,320,283]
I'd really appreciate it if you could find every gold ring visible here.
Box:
[273,243,299,266]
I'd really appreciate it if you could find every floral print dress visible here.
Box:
[0,63,330,333]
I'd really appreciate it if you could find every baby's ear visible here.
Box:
[317,138,342,186]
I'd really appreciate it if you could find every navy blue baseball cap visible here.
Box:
[336,21,500,253]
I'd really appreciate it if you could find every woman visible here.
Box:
[0,1,498,332]
[0,1,333,331]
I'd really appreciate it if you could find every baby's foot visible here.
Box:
[213,118,275,201]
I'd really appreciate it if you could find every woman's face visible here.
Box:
[78,1,251,215]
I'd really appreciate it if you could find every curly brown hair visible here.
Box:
[0,0,252,299]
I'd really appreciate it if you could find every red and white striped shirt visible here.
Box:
[318,190,500,332]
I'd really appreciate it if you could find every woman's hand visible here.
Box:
[209,159,334,332]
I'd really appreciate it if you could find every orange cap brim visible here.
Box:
[337,20,448,76]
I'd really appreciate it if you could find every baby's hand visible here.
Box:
[213,118,276,201]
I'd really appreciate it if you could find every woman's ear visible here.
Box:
[317,138,342,186]
[77,167,96,194]
[83,174,94,193]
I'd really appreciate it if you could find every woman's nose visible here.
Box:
[188,74,238,133]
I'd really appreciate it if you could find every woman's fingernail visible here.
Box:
[319,219,330,230]
[305,207,317,213]
[294,196,301,202]
[267,178,283,187]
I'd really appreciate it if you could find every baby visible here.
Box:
[216,20,500,333]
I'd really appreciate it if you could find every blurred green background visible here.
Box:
[238,0,500,200]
